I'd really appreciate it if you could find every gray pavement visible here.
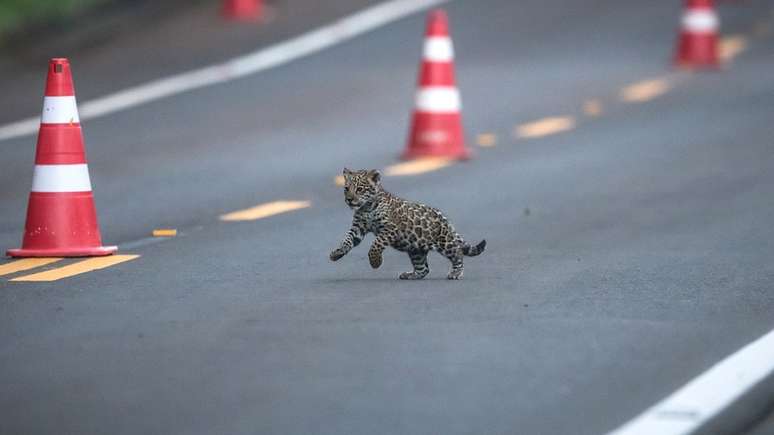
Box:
[0,0,384,124]
[1,1,774,434]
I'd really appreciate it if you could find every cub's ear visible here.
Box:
[343,167,351,175]
[368,169,381,183]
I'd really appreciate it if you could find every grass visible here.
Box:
[0,0,111,41]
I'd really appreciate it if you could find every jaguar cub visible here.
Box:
[329,168,486,280]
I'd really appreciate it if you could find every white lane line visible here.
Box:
[608,328,774,435]
[0,0,449,143]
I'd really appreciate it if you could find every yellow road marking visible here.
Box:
[152,229,177,237]
[384,158,454,176]
[719,35,749,63]
[515,116,576,139]
[476,133,498,147]
[11,255,140,282]
[0,258,63,277]
[583,99,603,117]
[220,200,311,222]
[334,175,345,186]
[620,78,672,103]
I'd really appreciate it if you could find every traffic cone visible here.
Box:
[7,58,117,258]
[674,0,720,69]
[222,0,263,21]
[402,9,471,160]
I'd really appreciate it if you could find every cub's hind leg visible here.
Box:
[400,250,430,280]
[438,242,464,280]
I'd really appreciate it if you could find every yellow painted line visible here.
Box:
[152,229,177,237]
[220,200,311,222]
[515,116,576,139]
[476,133,498,148]
[583,99,603,117]
[334,175,345,186]
[0,258,63,277]
[11,255,140,282]
[384,158,454,176]
[619,78,672,103]
[719,35,749,63]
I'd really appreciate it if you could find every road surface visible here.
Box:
[1,1,773,434]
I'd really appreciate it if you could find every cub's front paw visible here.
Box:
[330,248,347,261]
[369,252,383,269]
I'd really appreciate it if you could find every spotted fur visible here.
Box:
[330,168,486,280]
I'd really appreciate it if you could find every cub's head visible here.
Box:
[342,168,382,209]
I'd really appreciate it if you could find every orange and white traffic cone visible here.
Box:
[222,0,264,21]
[402,9,471,161]
[674,0,720,69]
[7,58,117,258]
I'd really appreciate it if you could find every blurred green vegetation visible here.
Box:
[0,0,111,41]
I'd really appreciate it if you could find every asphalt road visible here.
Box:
[2,1,774,434]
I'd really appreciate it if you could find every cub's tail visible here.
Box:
[462,240,487,257]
